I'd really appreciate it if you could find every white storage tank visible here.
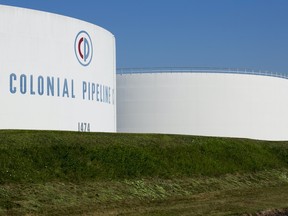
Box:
[0,5,116,132]
[117,68,288,141]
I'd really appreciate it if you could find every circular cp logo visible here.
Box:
[74,31,93,66]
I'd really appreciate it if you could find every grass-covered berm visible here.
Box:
[0,130,288,215]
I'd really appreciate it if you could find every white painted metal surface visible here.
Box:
[0,5,116,132]
[117,72,288,140]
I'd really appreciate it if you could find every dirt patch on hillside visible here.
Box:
[243,208,288,216]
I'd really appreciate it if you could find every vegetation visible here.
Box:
[0,130,288,215]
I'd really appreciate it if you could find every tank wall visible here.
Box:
[0,5,116,132]
[117,72,288,140]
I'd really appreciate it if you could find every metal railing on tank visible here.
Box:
[117,67,288,80]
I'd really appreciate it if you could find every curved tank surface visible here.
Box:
[117,68,288,140]
[0,5,116,132]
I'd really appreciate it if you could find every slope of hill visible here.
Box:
[0,130,288,215]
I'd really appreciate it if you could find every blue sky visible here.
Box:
[0,0,287,73]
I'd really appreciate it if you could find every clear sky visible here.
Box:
[0,0,287,73]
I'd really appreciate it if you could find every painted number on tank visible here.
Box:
[78,122,90,132]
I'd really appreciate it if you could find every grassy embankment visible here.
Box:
[0,130,288,215]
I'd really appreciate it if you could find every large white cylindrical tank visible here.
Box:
[117,69,288,140]
[0,5,116,132]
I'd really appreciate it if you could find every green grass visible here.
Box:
[0,130,288,215]
[1,170,288,215]
[1,130,288,183]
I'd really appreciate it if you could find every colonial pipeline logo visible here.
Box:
[74,31,93,66]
